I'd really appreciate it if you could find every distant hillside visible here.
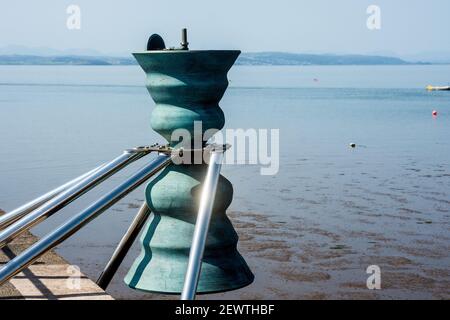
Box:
[237,52,416,65]
[0,52,428,66]
[0,55,135,65]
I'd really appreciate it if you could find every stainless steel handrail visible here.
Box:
[0,149,149,249]
[0,153,173,286]
[181,147,225,300]
[0,165,104,230]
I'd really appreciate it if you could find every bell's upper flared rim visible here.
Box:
[132,50,241,72]
[132,50,241,56]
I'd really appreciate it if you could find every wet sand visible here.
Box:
[79,204,449,300]
[218,210,450,300]
[1,192,449,300]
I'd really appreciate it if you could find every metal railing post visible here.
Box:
[181,148,225,300]
[97,202,151,290]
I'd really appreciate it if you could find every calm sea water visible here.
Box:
[0,65,449,299]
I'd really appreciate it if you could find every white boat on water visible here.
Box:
[427,85,450,91]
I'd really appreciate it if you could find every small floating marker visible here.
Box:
[349,143,356,148]
[432,110,438,117]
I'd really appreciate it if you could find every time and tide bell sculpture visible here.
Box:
[124,30,254,294]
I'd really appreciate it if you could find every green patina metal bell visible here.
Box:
[124,31,254,294]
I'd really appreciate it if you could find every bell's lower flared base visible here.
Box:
[124,248,254,294]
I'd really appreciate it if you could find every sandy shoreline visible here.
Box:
[0,208,113,300]
[0,208,67,298]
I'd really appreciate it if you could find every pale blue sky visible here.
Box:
[1,0,449,57]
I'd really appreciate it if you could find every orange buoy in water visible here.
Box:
[432,110,438,117]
